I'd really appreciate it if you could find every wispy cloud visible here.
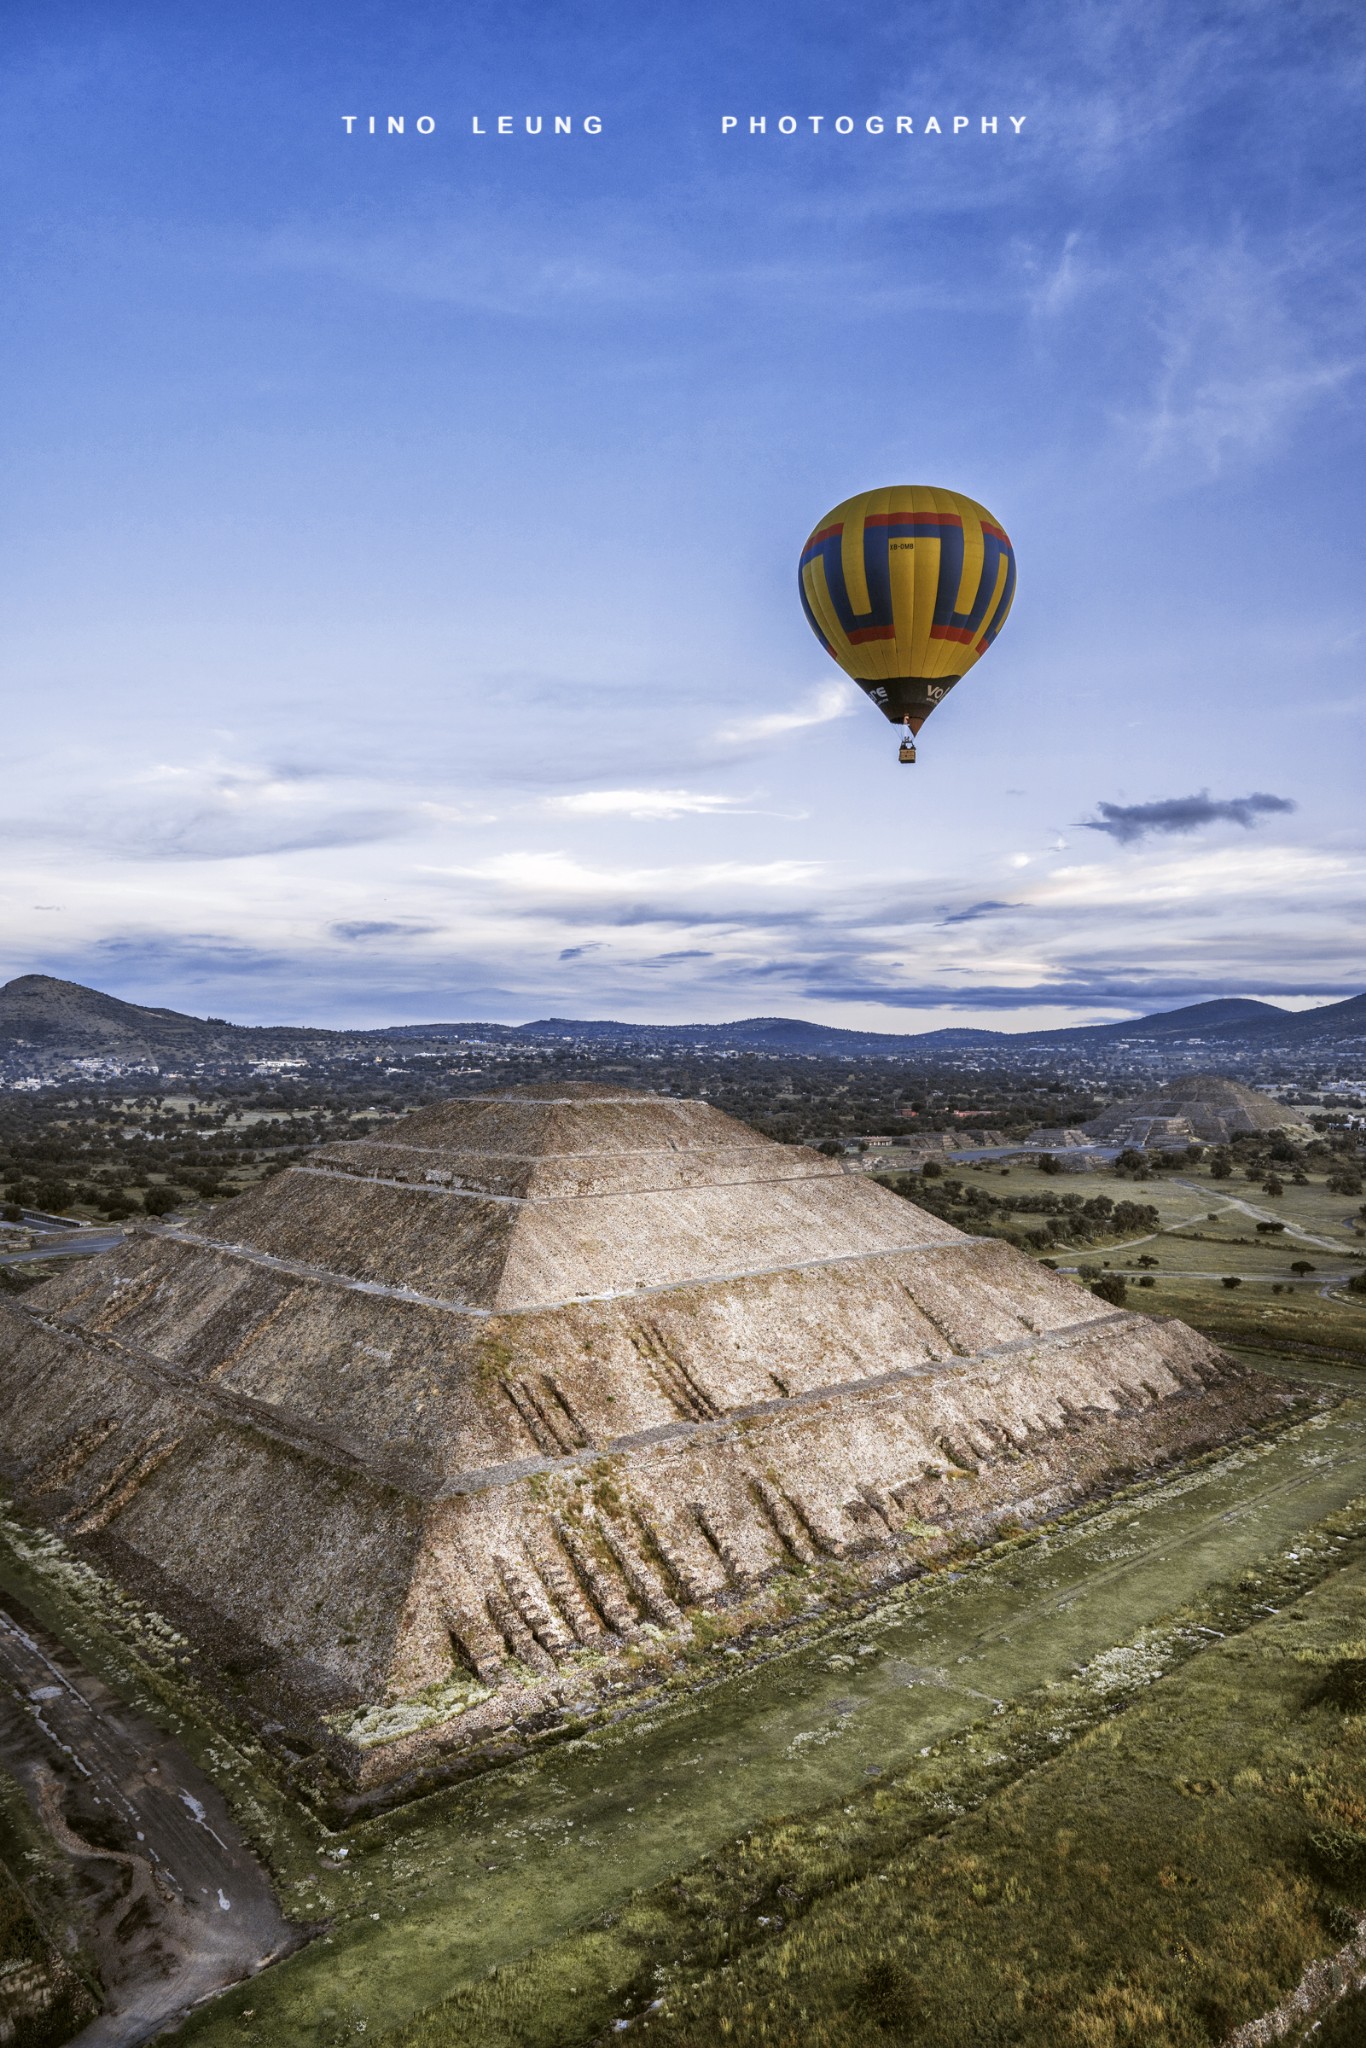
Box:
[546,788,748,820]
[715,682,858,746]
[429,850,825,901]
[1122,231,1363,476]
[0,758,413,863]
[939,900,1019,925]
[1079,790,1297,845]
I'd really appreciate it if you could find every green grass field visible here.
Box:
[947,1156,1366,1365]
[377,1511,1366,2048]
[131,1394,1366,2048]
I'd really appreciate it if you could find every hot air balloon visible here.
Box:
[798,485,1016,763]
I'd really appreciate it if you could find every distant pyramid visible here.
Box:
[1083,1072,1311,1145]
[0,1086,1289,1796]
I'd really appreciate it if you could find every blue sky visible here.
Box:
[2,0,1363,1029]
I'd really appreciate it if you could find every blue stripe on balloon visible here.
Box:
[977,547,1017,647]
[797,571,836,653]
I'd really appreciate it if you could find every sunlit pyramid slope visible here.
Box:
[0,1085,1288,1788]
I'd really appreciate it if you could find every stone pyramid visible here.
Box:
[0,1085,1283,1791]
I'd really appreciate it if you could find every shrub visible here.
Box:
[1138,1275,1156,1288]
[1034,1153,1062,1175]
[34,1179,72,1213]
[1348,1271,1366,1297]
[1090,1273,1128,1307]
[1328,1172,1365,1196]
[143,1187,182,1217]
[1222,1276,1242,1290]
[1256,1220,1286,1234]
[1115,1148,1145,1172]
[1263,1175,1284,1196]
[920,1158,943,1178]
[1111,1201,1161,1234]
[1308,1657,1366,1711]
[2,1202,21,1223]
[1309,1825,1366,1888]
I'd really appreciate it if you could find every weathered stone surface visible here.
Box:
[0,1084,1290,1786]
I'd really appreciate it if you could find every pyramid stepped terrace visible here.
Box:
[0,1086,1291,1794]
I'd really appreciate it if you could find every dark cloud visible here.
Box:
[1079,790,1296,845]
[331,921,440,941]
[938,900,1018,926]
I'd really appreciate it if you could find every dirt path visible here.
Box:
[1169,1183,1354,1253]
[0,1596,301,2045]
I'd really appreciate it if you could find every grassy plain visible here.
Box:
[381,1517,1366,2048]
[147,1398,1366,2048]
[536,1532,1366,2048]
[944,1155,1366,1362]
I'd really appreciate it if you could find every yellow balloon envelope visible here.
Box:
[798,485,1016,732]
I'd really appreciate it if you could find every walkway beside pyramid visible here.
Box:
[0,1085,1287,1790]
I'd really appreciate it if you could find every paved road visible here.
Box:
[0,1229,125,1267]
[0,1598,300,2045]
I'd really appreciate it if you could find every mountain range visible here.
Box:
[1,975,1363,1065]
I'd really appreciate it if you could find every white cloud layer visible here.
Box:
[546,788,749,820]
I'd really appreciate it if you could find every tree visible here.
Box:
[1291,1260,1316,1277]
[920,1158,943,1179]
[1263,1175,1284,1197]
[1115,1148,1145,1172]
[143,1187,182,1217]
[1209,1152,1233,1180]
[1222,1276,1242,1289]
[1091,1273,1128,1307]
[1035,1153,1062,1176]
